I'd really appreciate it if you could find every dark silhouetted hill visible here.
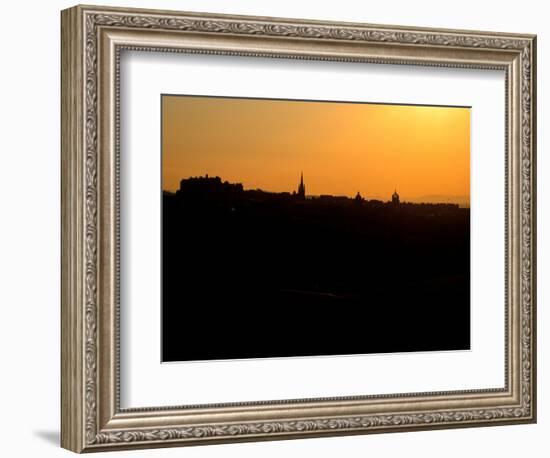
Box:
[162,176,470,362]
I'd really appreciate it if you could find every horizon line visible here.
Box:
[163,176,470,207]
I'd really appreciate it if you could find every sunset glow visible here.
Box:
[162,95,470,206]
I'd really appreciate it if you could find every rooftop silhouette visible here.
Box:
[174,173,461,211]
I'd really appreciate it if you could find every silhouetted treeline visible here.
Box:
[162,176,470,362]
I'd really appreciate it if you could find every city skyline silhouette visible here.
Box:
[164,171,470,207]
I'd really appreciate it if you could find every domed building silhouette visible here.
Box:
[392,189,400,204]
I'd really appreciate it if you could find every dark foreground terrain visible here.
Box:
[162,177,470,362]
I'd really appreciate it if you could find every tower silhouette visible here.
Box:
[392,189,400,204]
[297,172,306,199]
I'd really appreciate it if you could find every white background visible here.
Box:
[121,53,505,407]
[0,0,546,457]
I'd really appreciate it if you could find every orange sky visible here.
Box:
[162,95,470,205]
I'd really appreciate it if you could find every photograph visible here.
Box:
[161,95,472,362]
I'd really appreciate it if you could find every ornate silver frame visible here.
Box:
[61,4,537,453]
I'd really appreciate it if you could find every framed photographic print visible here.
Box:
[61,4,537,453]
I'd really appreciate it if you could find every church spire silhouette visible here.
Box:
[297,171,306,199]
